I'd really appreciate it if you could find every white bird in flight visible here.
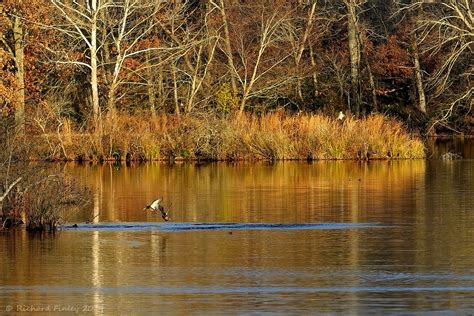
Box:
[144,198,170,221]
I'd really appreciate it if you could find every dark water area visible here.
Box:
[1,140,474,314]
[427,137,474,159]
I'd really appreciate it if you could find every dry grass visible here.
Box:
[32,111,425,161]
[23,175,91,232]
[0,172,91,232]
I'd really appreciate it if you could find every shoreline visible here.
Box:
[19,113,426,162]
[35,133,474,163]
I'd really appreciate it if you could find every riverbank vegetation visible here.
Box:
[1,0,471,141]
[0,167,91,232]
[0,122,91,231]
[31,112,425,161]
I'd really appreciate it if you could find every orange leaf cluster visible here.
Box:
[371,36,412,79]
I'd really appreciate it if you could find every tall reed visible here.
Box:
[35,112,425,161]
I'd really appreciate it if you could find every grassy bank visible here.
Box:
[31,112,425,161]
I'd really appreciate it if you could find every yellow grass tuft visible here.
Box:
[35,112,425,161]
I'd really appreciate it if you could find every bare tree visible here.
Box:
[48,0,108,129]
[183,39,218,114]
[344,0,362,115]
[149,2,210,115]
[209,0,239,97]
[393,0,429,113]
[101,0,164,113]
[411,18,427,113]
[290,0,319,103]
[399,0,472,124]
[231,3,295,115]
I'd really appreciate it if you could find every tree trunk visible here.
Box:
[157,55,164,113]
[171,62,180,117]
[410,3,427,114]
[185,45,203,114]
[100,8,112,87]
[309,43,318,98]
[365,59,378,113]
[411,36,426,113]
[146,51,157,117]
[345,0,361,115]
[107,83,117,115]
[238,90,250,117]
[295,1,318,103]
[218,0,238,97]
[90,0,100,129]
[356,26,378,112]
[13,13,25,129]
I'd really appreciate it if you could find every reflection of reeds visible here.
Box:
[65,160,427,224]
[42,112,425,161]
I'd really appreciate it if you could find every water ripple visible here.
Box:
[62,222,381,232]
[2,285,474,295]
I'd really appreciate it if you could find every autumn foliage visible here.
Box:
[0,0,472,158]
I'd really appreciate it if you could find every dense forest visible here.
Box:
[0,0,472,160]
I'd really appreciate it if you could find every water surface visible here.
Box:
[1,141,474,314]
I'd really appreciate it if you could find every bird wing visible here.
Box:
[150,198,162,210]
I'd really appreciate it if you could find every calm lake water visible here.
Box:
[1,140,474,314]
